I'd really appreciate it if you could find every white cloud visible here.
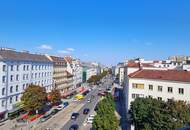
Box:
[57,50,70,54]
[38,44,52,50]
[65,48,75,52]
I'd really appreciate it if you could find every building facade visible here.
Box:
[125,69,190,113]
[0,49,53,120]
[47,56,72,94]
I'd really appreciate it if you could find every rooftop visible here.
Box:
[128,69,190,83]
[0,50,51,62]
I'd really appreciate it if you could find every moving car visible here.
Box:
[71,113,79,120]
[87,98,91,103]
[83,108,90,115]
[69,124,79,130]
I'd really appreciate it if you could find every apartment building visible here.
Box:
[47,56,73,94]
[125,69,190,113]
[0,49,53,120]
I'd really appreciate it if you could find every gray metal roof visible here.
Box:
[0,50,51,63]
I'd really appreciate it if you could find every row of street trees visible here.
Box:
[87,70,108,84]
[93,93,119,130]
[130,97,190,130]
[21,85,61,114]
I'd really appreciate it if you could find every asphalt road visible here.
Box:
[61,76,113,130]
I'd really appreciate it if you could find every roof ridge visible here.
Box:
[129,69,143,77]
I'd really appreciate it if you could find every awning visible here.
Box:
[80,88,89,94]
[62,90,76,97]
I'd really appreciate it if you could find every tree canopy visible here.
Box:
[48,87,61,105]
[87,71,108,84]
[130,98,190,130]
[93,93,119,130]
[21,85,47,112]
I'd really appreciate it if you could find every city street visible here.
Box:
[61,76,112,130]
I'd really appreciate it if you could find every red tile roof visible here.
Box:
[64,56,73,64]
[127,62,154,68]
[128,69,190,82]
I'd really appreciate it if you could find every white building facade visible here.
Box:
[0,49,53,120]
[125,69,190,112]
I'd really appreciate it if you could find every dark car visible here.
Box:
[83,108,90,115]
[40,113,52,122]
[63,102,69,108]
[71,113,79,120]
[69,124,79,130]
[50,109,59,115]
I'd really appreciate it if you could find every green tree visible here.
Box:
[130,98,190,130]
[93,94,119,130]
[21,85,47,113]
[49,88,61,105]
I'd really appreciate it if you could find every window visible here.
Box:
[23,74,25,80]
[132,94,144,99]
[27,65,29,70]
[10,75,13,82]
[23,84,25,90]
[132,83,144,89]
[31,73,33,79]
[15,96,18,102]
[16,85,18,92]
[10,86,13,93]
[158,97,162,101]
[149,85,153,90]
[2,76,6,83]
[11,65,14,71]
[2,88,5,95]
[132,94,136,99]
[168,98,172,102]
[1,100,5,107]
[3,65,6,71]
[168,87,173,93]
[35,73,37,78]
[17,65,19,71]
[10,97,13,104]
[16,74,19,81]
[32,65,34,70]
[148,95,152,98]
[26,74,28,80]
[39,73,41,78]
[179,88,184,95]
[23,65,26,71]
[158,86,163,92]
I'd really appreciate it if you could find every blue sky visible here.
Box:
[0,0,190,65]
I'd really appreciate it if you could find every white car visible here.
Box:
[87,99,91,103]
[89,114,95,118]
[55,105,64,110]
[87,117,94,124]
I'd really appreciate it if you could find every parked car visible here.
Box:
[89,114,95,118]
[87,117,94,124]
[63,102,69,108]
[71,113,79,120]
[55,105,64,111]
[40,113,52,122]
[83,108,90,115]
[50,109,59,115]
[69,124,79,130]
